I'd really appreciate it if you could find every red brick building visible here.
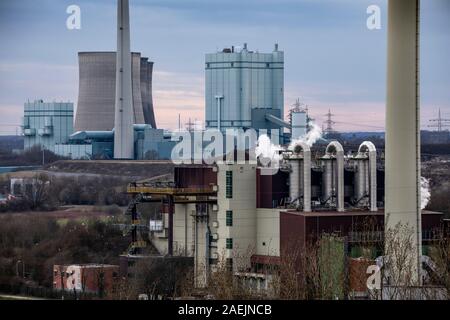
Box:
[53,264,119,295]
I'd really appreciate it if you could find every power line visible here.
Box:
[323,109,336,135]
[334,121,384,130]
[428,108,450,132]
[185,118,195,132]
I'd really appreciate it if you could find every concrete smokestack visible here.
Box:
[114,0,134,159]
[385,0,421,283]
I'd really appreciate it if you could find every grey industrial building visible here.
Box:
[205,44,285,133]
[22,100,74,152]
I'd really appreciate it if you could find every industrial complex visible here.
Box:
[21,0,306,160]
[3,0,447,301]
[122,141,445,296]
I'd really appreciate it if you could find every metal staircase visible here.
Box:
[123,193,149,255]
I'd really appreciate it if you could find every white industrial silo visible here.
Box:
[291,111,308,141]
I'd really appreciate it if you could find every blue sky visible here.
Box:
[0,0,449,134]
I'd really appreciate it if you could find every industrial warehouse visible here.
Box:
[1,0,450,307]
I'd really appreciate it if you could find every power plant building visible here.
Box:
[22,100,74,151]
[205,44,284,132]
[74,52,156,132]
[126,140,445,292]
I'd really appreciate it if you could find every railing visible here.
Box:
[348,231,384,243]
[348,230,442,243]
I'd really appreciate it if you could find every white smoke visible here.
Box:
[288,121,323,150]
[255,134,282,166]
[421,176,431,210]
[255,120,322,167]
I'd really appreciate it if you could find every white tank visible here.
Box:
[291,111,308,140]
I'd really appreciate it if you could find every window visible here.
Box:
[226,211,233,226]
[266,63,270,68]
[226,171,233,198]
[226,258,233,271]
[226,238,233,249]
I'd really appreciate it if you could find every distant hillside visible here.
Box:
[0,136,24,152]
[340,132,385,139]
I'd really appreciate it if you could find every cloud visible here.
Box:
[0,62,78,129]
[0,105,23,134]
[152,71,205,129]
[0,62,78,100]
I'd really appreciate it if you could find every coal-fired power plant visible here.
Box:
[281,141,381,212]
[72,0,158,160]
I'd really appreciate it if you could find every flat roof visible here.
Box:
[280,209,443,217]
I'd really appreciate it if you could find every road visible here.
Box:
[0,294,46,300]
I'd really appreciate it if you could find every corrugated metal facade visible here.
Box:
[205,45,284,130]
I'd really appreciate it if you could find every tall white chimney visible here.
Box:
[385,0,421,284]
[114,0,134,159]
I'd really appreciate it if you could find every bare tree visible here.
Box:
[428,229,450,299]
[23,173,52,210]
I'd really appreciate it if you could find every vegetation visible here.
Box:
[0,145,68,167]
[0,173,130,213]
[0,215,128,296]
[111,257,193,300]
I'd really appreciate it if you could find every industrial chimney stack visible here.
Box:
[385,0,421,284]
[114,0,134,159]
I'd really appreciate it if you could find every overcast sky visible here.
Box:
[0,0,449,134]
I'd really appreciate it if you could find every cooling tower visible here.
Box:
[140,58,156,128]
[74,52,156,132]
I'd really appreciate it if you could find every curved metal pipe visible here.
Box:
[289,142,311,212]
[324,141,344,212]
[357,141,377,212]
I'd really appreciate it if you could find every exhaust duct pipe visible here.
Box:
[323,141,345,212]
